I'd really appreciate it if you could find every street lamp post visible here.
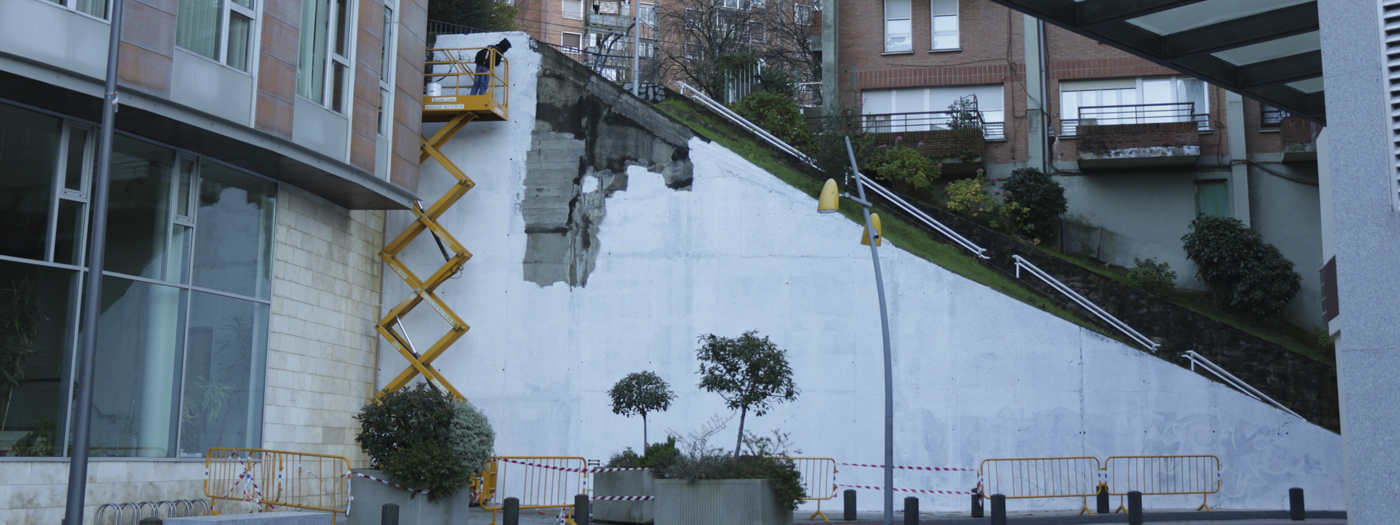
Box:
[817,137,895,525]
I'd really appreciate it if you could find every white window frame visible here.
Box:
[377,4,396,137]
[325,0,355,113]
[175,0,260,71]
[563,0,584,20]
[884,0,912,53]
[41,0,110,20]
[563,31,584,53]
[930,0,958,51]
[795,3,811,25]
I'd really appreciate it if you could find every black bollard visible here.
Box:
[381,503,399,525]
[971,492,983,518]
[139,519,162,525]
[844,489,857,520]
[990,494,1006,525]
[504,497,520,525]
[904,496,919,525]
[575,494,591,525]
[1127,491,1143,525]
[1289,487,1306,521]
[1096,484,1110,514]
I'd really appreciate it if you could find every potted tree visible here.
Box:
[349,383,494,525]
[596,371,676,523]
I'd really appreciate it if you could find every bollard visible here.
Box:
[1289,487,1306,521]
[970,492,983,518]
[1096,484,1110,514]
[843,489,857,520]
[903,496,918,525]
[139,519,162,525]
[990,494,1006,525]
[575,494,591,525]
[504,497,520,525]
[1127,491,1143,525]
[381,503,399,525]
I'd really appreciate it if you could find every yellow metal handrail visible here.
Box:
[479,456,589,525]
[978,456,1102,515]
[786,457,837,522]
[1103,455,1220,512]
[204,448,351,522]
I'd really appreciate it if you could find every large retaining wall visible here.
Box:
[385,34,1346,513]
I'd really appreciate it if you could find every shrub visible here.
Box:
[1000,167,1066,241]
[696,331,799,457]
[863,142,940,192]
[944,173,1029,235]
[382,441,473,502]
[606,436,681,472]
[946,97,981,130]
[1181,216,1302,316]
[355,384,495,499]
[730,91,813,150]
[1128,257,1177,295]
[660,431,805,510]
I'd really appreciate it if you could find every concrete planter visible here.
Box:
[593,470,656,523]
[654,479,792,525]
[347,469,472,525]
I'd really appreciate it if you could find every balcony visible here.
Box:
[1280,116,1317,162]
[861,110,1003,175]
[1066,102,1204,170]
[589,12,633,29]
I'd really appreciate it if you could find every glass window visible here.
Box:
[931,0,958,50]
[0,104,62,262]
[298,0,352,111]
[884,0,911,52]
[0,261,80,457]
[89,276,188,458]
[105,135,177,280]
[46,0,108,19]
[176,0,257,72]
[563,0,583,20]
[177,291,268,456]
[192,161,277,300]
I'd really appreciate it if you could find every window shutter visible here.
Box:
[1385,0,1400,209]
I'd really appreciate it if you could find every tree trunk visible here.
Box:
[642,412,649,449]
[733,406,747,458]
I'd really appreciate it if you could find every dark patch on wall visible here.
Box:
[521,43,696,287]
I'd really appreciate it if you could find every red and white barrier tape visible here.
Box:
[591,495,655,501]
[837,484,973,496]
[345,471,432,496]
[839,462,975,473]
[496,458,646,473]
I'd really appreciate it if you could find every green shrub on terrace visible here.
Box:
[1000,167,1067,241]
[864,140,941,192]
[1129,257,1177,295]
[1181,216,1302,316]
[730,91,813,150]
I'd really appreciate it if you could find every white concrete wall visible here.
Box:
[385,33,1344,512]
[0,460,205,525]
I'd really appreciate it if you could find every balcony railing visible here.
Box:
[861,110,1005,141]
[1060,102,1209,137]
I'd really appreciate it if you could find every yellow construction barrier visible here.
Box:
[1103,455,1220,512]
[204,448,351,523]
[479,456,589,525]
[979,457,1103,515]
[787,457,838,522]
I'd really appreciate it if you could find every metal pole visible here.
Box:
[64,1,123,523]
[845,137,894,525]
[632,0,640,96]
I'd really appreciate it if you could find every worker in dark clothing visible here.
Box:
[470,38,512,95]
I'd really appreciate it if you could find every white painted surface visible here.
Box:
[385,32,1344,512]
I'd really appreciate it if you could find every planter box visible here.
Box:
[347,469,472,525]
[593,470,656,523]
[655,479,792,525]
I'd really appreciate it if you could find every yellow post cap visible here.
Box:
[860,213,883,246]
[818,179,840,213]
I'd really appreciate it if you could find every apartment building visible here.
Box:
[824,0,1327,329]
[0,0,427,520]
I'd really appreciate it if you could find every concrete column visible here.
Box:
[1224,91,1250,226]
[821,0,839,114]
[1022,15,1045,172]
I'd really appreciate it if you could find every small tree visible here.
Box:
[1000,167,1067,241]
[608,371,676,448]
[695,331,798,457]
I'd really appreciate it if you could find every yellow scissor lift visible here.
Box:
[376,47,509,401]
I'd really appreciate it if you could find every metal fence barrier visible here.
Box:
[480,456,589,525]
[205,448,351,522]
[979,457,1103,515]
[786,457,838,522]
[1103,455,1220,512]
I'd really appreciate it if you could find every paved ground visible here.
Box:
[463,506,1346,525]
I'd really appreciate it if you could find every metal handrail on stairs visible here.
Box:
[1182,350,1303,419]
[674,81,988,259]
[1012,255,1160,352]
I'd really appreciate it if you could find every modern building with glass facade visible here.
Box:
[0,0,428,521]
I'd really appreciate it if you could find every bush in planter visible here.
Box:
[660,428,805,511]
[1181,216,1302,316]
[606,436,681,471]
[354,383,495,501]
[1000,167,1066,241]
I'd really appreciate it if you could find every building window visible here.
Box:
[563,32,583,55]
[750,22,765,45]
[0,101,275,458]
[45,0,108,19]
[1059,76,1209,135]
[378,6,395,137]
[884,0,911,53]
[563,0,584,20]
[930,0,957,50]
[795,2,811,25]
[861,84,1004,139]
[640,2,656,25]
[296,0,355,113]
[1195,180,1229,218]
[176,0,257,72]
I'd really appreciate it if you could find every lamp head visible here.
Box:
[860,213,883,246]
[817,179,840,213]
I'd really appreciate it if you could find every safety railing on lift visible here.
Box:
[674,81,988,259]
[1012,255,1159,352]
[1182,350,1302,419]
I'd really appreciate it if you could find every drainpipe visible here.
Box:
[1038,18,1049,175]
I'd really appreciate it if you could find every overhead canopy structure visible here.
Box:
[987,0,1326,123]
